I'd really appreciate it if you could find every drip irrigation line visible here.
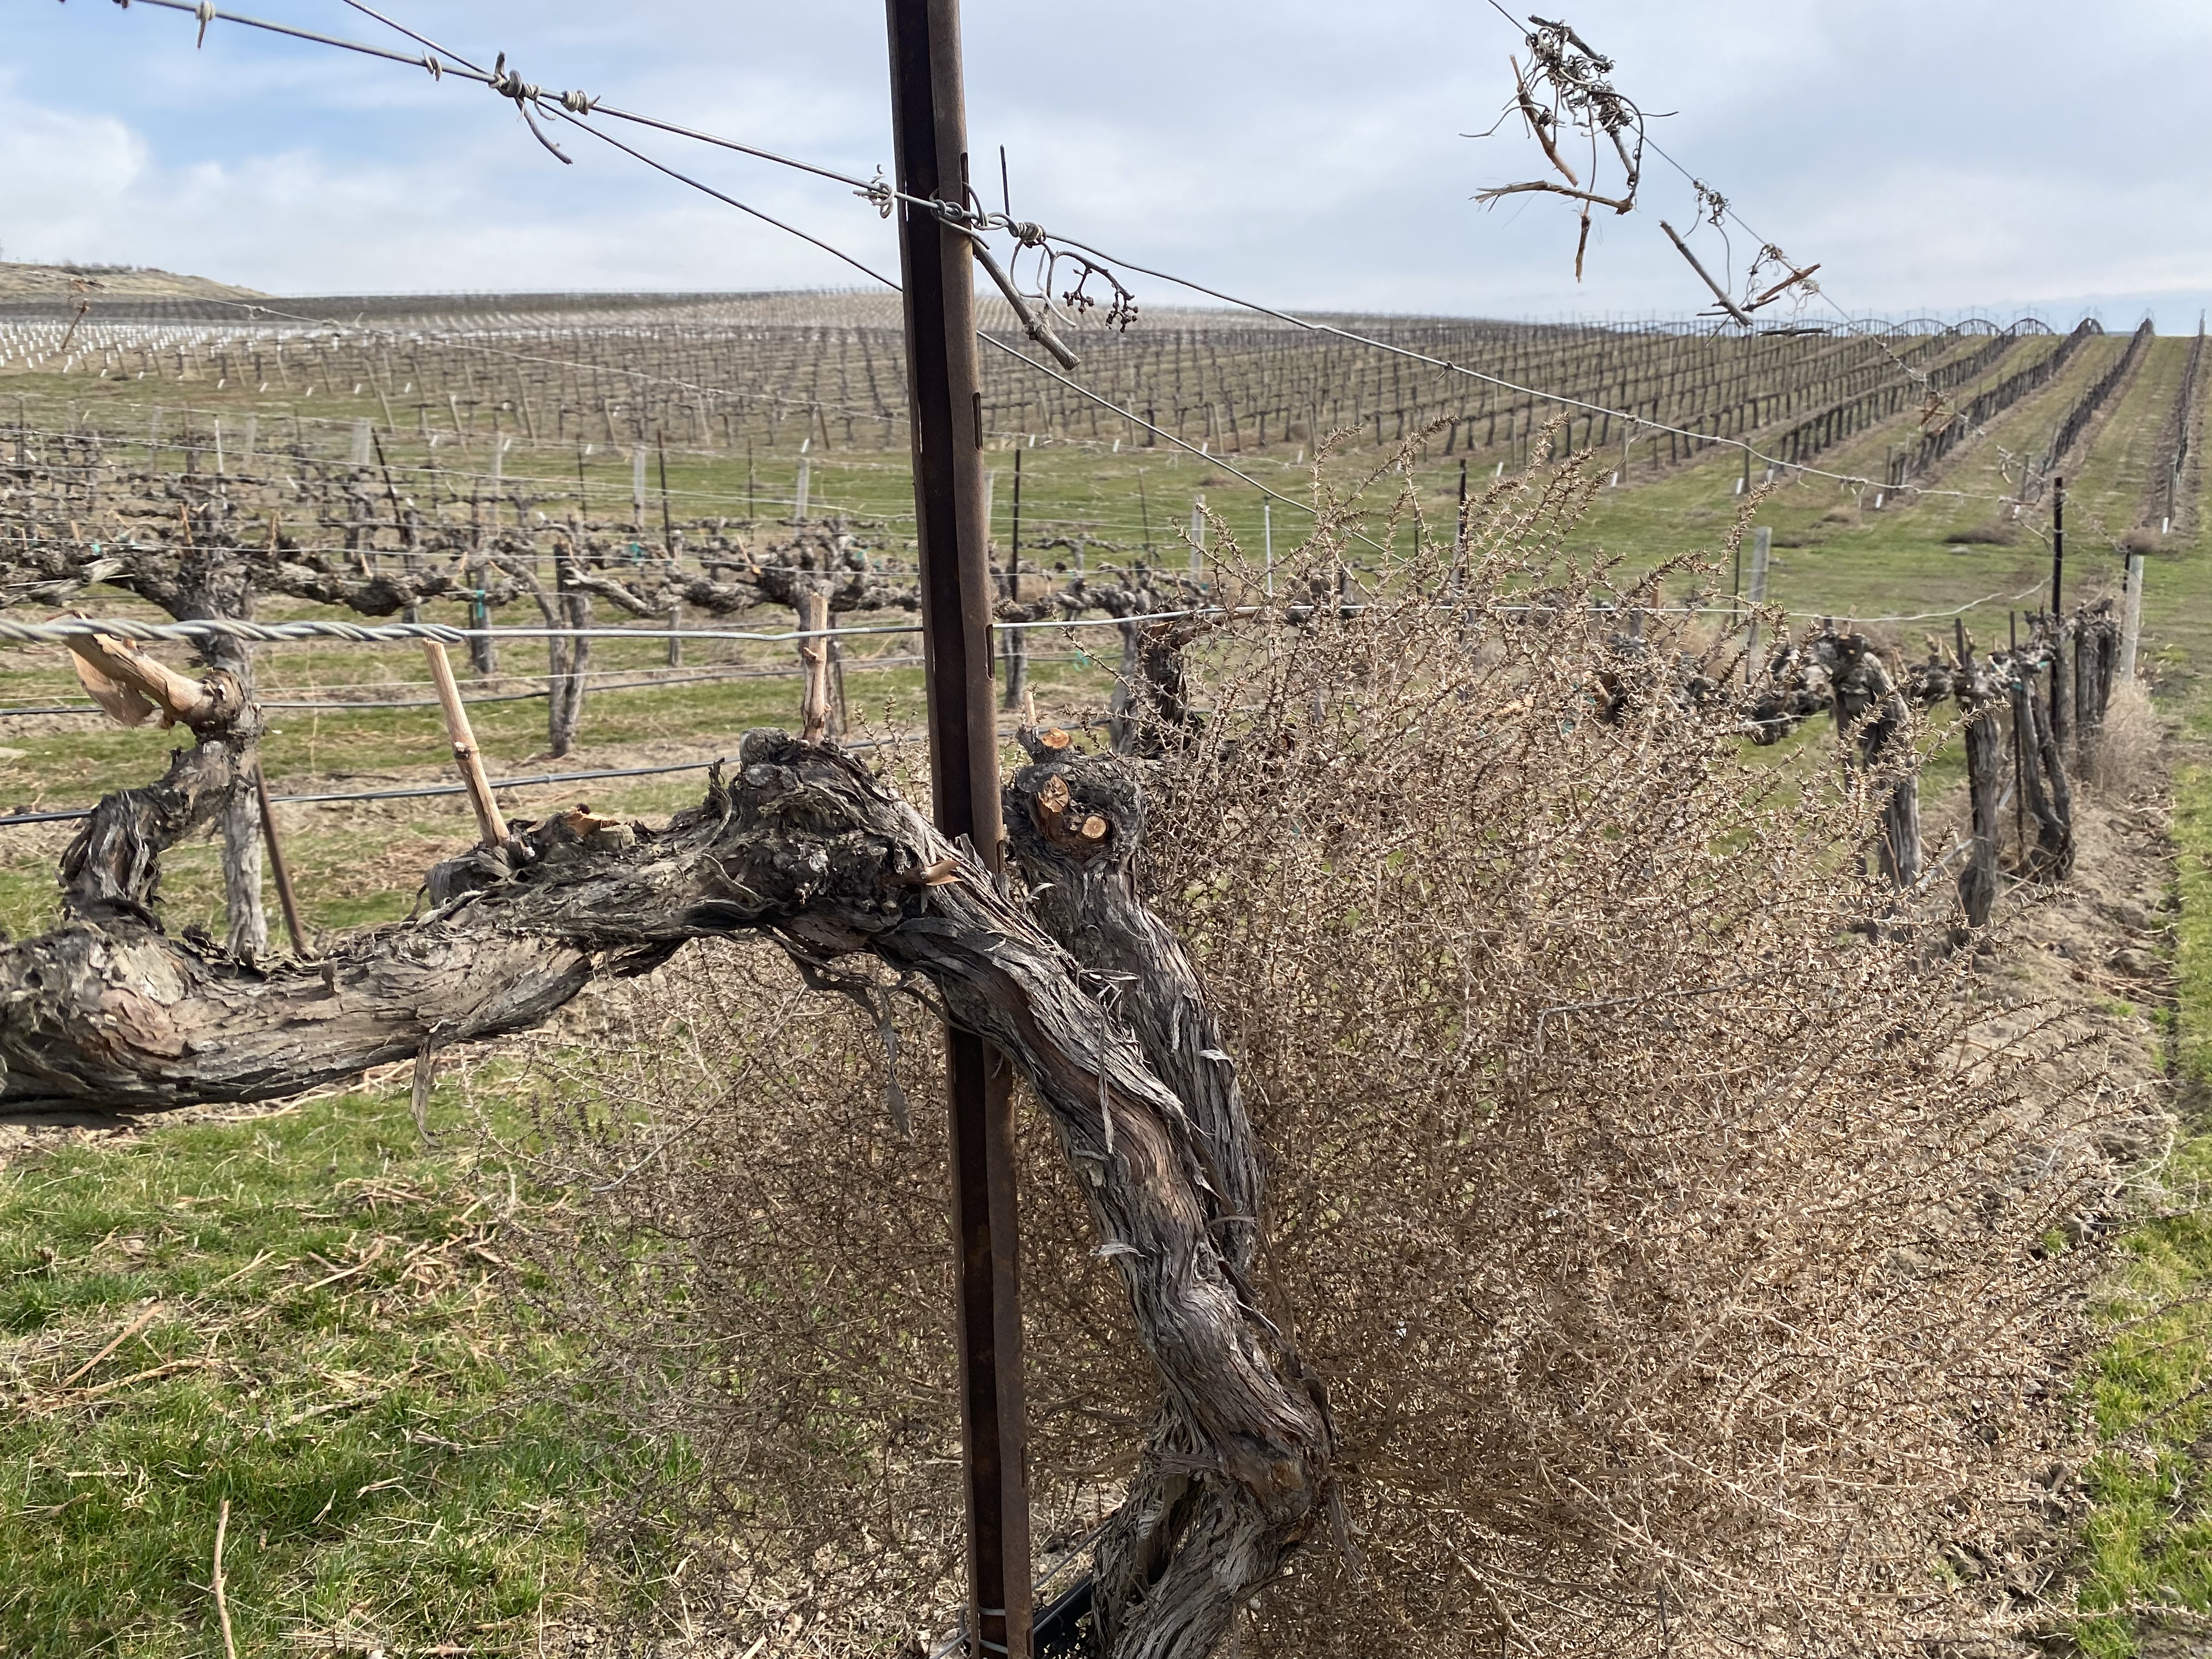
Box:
[0,658,755,704]
[1753,577,2051,628]
[261,661,883,709]
[300,758,713,804]
[0,649,1083,718]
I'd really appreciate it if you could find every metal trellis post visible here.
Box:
[1743,524,1772,683]
[2050,475,2065,615]
[2120,551,2145,682]
[884,2,1033,1655]
[2050,476,2067,747]
[1003,446,1026,709]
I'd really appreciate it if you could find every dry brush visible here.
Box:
[511,450,2135,1657]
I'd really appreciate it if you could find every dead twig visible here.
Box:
[1471,14,1643,246]
[1472,178,1632,213]
[1474,14,1829,315]
[75,1358,211,1401]
[1513,57,1579,186]
[213,1497,239,1659]
[1747,259,1822,312]
[57,1300,162,1390]
[299,1236,390,1294]
[1659,220,1754,328]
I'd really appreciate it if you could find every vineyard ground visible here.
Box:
[0,715,2196,1656]
[3,335,2205,934]
[0,1078,647,1659]
[0,323,2207,1654]
[2075,720,2212,1658]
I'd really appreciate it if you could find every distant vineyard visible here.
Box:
[0,293,2069,478]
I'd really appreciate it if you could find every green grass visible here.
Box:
[2179,760,2212,1093]
[2073,758,2212,1655]
[0,1082,651,1658]
[2076,1132,2212,1654]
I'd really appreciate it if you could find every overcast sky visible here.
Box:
[2,0,2205,328]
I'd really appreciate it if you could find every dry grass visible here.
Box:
[516,442,2140,1657]
[2089,678,2162,791]
[1938,518,2027,547]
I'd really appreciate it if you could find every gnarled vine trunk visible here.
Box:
[1956,658,2005,929]
[1006,735,1330,1657]
[1829,634,1921,889]
[0,693,1328,1659]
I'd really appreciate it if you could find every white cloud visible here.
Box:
[0,0,2202,327]
[0,71,895,293]
[0,98,149,264]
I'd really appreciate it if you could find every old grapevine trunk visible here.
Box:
[1006,733,1332,1657]
[1830,636,1921,889]
[2023,668,2077,878]
[0,706,1326,1659]
[1956,659,2005,930]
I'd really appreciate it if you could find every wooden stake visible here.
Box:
[657,429,677,555]
[422,642,508,847]
[253,763,310,956]
[2011,611,2026,857]
[797,591,833,743]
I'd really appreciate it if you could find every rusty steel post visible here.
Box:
[884,3,1032,1655]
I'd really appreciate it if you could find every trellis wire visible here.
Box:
[0,650,1117,718]
[0,718,1115,825]
[82,0,2059,512]
[0,578,2057,661]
